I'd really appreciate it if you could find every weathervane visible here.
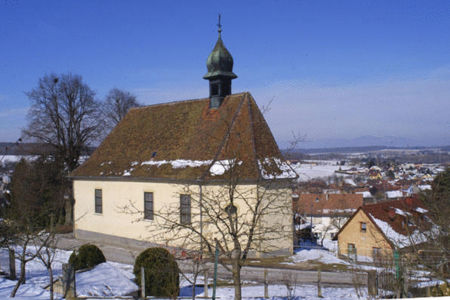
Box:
[217,14,222,36]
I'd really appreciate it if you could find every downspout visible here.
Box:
[199,182,203,254]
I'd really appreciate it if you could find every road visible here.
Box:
[55,233,367,286]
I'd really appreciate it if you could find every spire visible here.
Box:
[217,13,222,38]
[204,14,237,109]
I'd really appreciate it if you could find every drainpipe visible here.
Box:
[199,183,203,254]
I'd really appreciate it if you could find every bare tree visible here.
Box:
[23,73,103,224]
[117,96,298,300]
[35,216,58,300]
[121,159,295,300]
[8,221,48,297]
[407,168,449,287]
[103,88,141,131]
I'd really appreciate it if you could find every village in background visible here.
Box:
[0,140,448,299]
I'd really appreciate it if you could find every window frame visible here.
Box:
[347,243,357,260]
[144,192,154,220]
[95,189,102,214]
[360,222,367,232]
[180,194,191,225]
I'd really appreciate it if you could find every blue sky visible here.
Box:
[1,0,449,147]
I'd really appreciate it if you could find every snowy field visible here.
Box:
[291,161,348,182]
[0,246,370,299]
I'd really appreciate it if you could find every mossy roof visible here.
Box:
[71,92,296,182]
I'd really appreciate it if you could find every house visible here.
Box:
[294,193,363,240]
[71,26,297,257]
[333,198,429,262]
[385,190,404,200]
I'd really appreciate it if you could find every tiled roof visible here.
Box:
[333,197,428,247]
[71,92,296,182]
[295,193,363,215]
[361,197,426,236]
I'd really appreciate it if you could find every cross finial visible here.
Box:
[217,14,222,36]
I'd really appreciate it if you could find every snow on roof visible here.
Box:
[394,208,411,217]
[369,213,429,248]
[369,214,412,247]
[344,178,356,186]
[258,158,298,179]
[415,207,428,214]
[418,184,431,191]
[385,190,403,198]
[356,191,372,198]
[209,159,242,176]
[141,159,212,168]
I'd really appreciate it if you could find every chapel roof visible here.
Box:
[71,92,297,182]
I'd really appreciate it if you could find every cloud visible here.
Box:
[250,67,450,146]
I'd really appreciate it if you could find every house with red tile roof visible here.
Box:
[70,27,297,257]
[333,198,429,261]
[294,193,363,240]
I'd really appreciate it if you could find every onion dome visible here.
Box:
[203,30,237,80]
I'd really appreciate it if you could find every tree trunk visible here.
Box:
[10,259,26,297]
[49,266,54,300]
[232,257,242,300]
[64,195,73,225]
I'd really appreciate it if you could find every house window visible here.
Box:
[360,222,367,232]
[180,194,191,225]
[372,247,381,258]
[348,243,357,260]
[144,192,154,220]
[95,189,102,214]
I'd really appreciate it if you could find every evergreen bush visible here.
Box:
[69,244,106,270]
[133,247,180,298]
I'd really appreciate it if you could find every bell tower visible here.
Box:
[203,15,237,109]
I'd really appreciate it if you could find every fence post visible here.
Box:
[62,263,76,300]
[317,267,322,298]
[140,266,145,299]
[264,269,269,298]
[368,270,377,297]
[9,249,16,280]
[204,269,209,298]
[402,266,408,297]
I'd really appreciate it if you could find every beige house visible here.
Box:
[333,198,428,262]
[71,29,297,257]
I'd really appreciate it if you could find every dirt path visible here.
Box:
[55,233,367,286]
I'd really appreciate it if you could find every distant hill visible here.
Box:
[0,142,95,156]
[286,145,450,155]
[297,135,450,149]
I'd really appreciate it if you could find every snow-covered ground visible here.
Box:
[198,284,365,299]
[291,161,348,182]
[287,248,349,265]
[0,246,372,299]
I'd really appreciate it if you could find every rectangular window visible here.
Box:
[372,247,381,258]
[360,222,367,232]
[144,192,154,220]
[180,194,191,225]
[348,243,357,260]
[95,189,102,214]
